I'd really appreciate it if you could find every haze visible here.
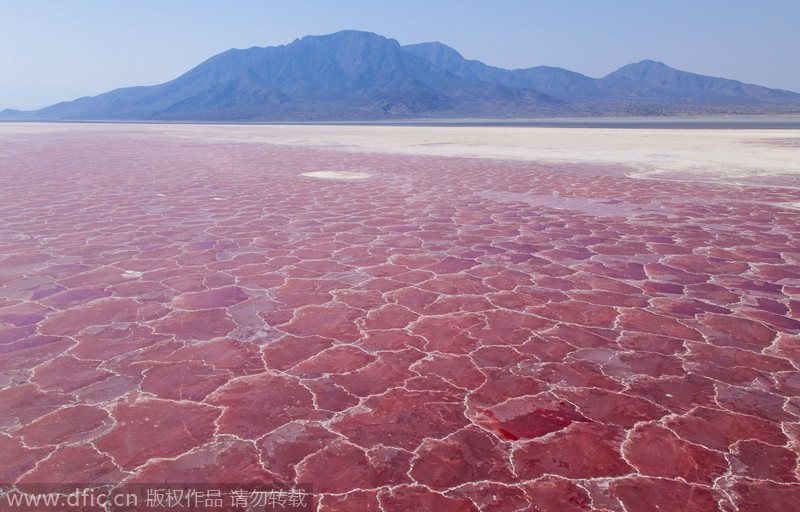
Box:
[2,0,799,111]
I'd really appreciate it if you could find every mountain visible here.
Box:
[2,30,799,121]
[3,31,559,121]
[402,42,599,98]
[404,42,800,112]
[595,59,800,102]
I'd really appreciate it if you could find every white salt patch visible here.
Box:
[5,123,799,187]
[301,171,371,179]
[122,270,143,278]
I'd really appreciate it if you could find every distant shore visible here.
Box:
[1,121,799,189]
[3,114,800,129]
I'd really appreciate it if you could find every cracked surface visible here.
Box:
[1,124,799,511]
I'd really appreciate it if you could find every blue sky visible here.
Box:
[2,0,799,110]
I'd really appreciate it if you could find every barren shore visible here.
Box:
[2,121,799,186]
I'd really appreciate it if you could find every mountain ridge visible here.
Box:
[403,42,800,104]
[3,30,799,121]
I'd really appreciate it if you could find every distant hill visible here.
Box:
[595,59,800,102]
[3,30,800,121]
[402,41,599,98]
[403,42,800,116]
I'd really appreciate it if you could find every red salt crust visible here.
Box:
[519,478,594,512]
[640,280,686,296]
[165,336,265,376]
[645,262,711,285]
[467,367,547,407]
[626,374,718,413]
[379,485,479,512]
[71,324,171,360]
[685,282,741,304]
[445,482,530,512]
[474,309,552,342]
[17,404,110,447]
[530,359,625,391]
[151,308,236,340]
[529,301,619,328]
[650,297,731,318]
[616,331,687,354]
[259,422,340,481]
[618,308,704,340]
[570,289,650,307]
[715,385,798,423]
[208,373,322,439]
[685,342,794,373]
[470,344,525,368]
[610,476,726,512]
[624,423,728,484]
[0,303,51,327]
[38,298,144,335]
[282,304,362,341]
[319,490,381,512]
[32,355,113,393]
[296,440,413,494]
[332,387,469,450]
[667,254,751,275]
[730,439,800,483]
[579,260,648,280]
[412,353,486,390]
[0,384,72,426]
[729,480,800,512]
[0,334,74,373]
[410,428,515,490]
[139,360,231,400]
[0,434,53,483]
[2,130,799,510]
[603,350,686,378]
[513,422,633,479]
[543,323,618,350]
[742,308,800,332]
[753,297,791,315]
[357,329,426,351]
[170,285,249,309]
[472,393,589,441]
[775,371,800,396]
[410,312,483,353]
[287,345,377,378]
[427,293,497,315]
[360,303,418,329]
[554,388,667,427]
[94,398,220,470]
[304,378,360,411]
[700,312,778,350]
[262,335,334,370]
[17,444,127,485]
[70,375,142,405]
[129,436,279,484]
[773,333,800,364]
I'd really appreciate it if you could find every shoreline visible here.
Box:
[3,113,800,129]
[1,122,799,189]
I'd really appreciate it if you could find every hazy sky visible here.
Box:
[2,0,799,110]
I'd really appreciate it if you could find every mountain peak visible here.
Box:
[299,30,400,48]
[608,59,673,78]
[403,41,466,64]
[634,59,667,67]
